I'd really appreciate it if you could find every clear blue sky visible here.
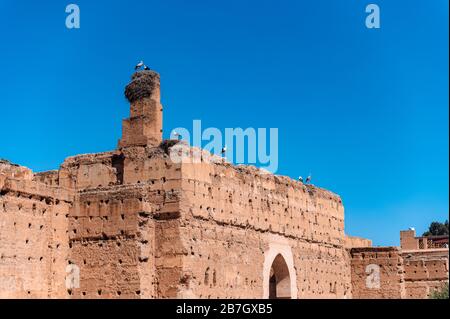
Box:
[0,0,448,246]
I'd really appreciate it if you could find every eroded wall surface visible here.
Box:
[1,144,353,299]
[58,147,183,299]
[401,249,449,298]
[2,146,448,299]
[0,161,72,298]
[175,155,352,299]
[350,246,449,299]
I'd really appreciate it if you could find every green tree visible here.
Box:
[429,283,449,299]
[423,220,449,236]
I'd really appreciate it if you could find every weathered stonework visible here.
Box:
[0,71,448,299]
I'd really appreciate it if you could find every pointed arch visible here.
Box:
[262,239,297,299]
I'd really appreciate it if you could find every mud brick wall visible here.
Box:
[350,247,404,299]
[0,162,72,298]
[344,235,372,249]
[401,249,449,299]
[3,148,447,299]
[350,246,449,299]
[174,157,351,298]
[57,147,182,298]
[67,189,152,299]
[293,242,352,298]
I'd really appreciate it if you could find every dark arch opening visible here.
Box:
[268,254,291,299]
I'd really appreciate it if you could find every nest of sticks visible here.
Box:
[124,70,160,103]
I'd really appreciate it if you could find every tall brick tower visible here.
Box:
[118,70,163,148]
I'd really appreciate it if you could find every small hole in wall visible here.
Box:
[67,289,73,295]
[121,214,125,220]
[204,268,210,285]
[135,290,141,295]
[117,291,122,296]
[97,289,102,296]
[82,292,87,296]
[118,259,123,264]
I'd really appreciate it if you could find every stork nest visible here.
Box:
[124,70,160,104]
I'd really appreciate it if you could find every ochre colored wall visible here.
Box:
[0,162,72,298]
[175,156,351,298]
[350,246,449,299]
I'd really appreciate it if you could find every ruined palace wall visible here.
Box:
[401,249,449,299]
[344,235,372,249]
[0,162,72,298]
[59,147,183,298]
[350,247,404,299]
[350,246,449,299]
[120,146,184,298]
[175,156,351,298]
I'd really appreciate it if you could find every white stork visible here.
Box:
[306,175,312,184]
[135,61,144,70]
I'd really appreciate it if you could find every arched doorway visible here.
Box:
[268,254,291,299]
